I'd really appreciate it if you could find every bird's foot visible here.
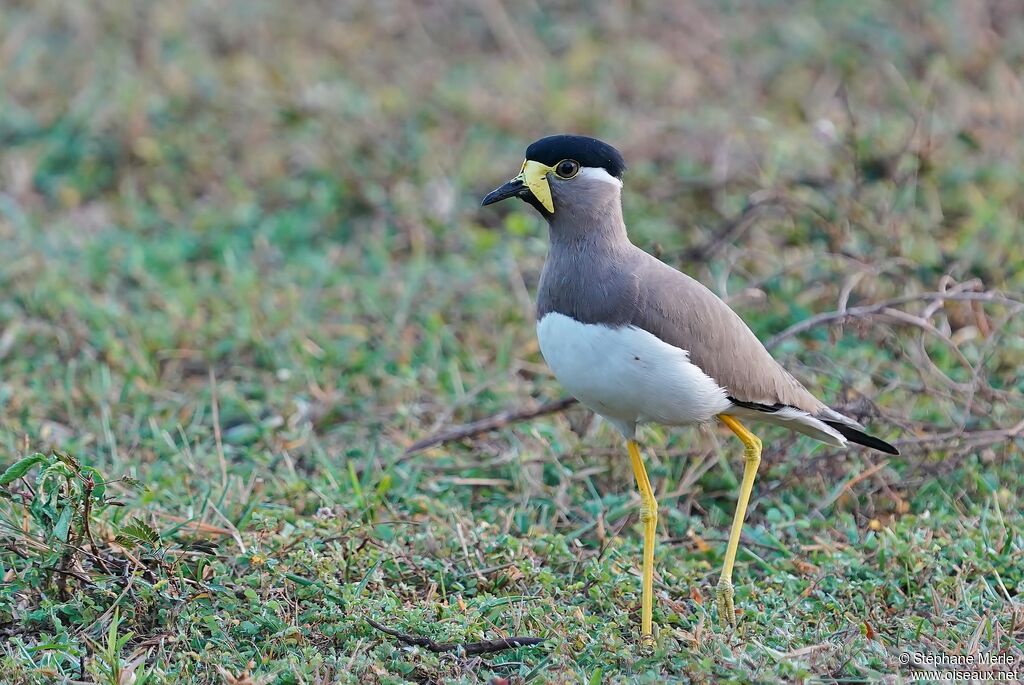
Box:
[639,632,656,651]
[716,579,736,630]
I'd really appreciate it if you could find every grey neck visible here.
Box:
[536,198,640,325]
[545,188,628,246]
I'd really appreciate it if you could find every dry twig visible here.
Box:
[683,192,788,263]
[402,397,577,457]
[763,290,1022,350]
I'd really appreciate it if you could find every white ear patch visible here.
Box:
[577,166,623,187]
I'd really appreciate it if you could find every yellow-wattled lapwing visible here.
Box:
[481,134,898,645]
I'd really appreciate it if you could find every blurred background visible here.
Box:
[2,1,1023,682]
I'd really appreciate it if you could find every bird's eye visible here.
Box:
[555,159,580,179]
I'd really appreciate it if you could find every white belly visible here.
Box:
[536,312,730,437]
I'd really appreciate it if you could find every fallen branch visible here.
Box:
[402,397,577,457]
[366,618,544,655]
[683,193,787,263]
[764,290,1023,350]
[895,418,1024,448]
[813,459,890,515]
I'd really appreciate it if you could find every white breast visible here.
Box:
[536,312,730,438]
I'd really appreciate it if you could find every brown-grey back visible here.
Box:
[537,236,824,413]
[629,251,824,412]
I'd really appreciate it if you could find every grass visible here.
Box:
[2,1,1024,683]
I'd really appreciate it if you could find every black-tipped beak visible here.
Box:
[481,178,526,206]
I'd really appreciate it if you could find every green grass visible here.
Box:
[2,1,1024,683]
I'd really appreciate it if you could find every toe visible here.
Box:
[716,581,736,629]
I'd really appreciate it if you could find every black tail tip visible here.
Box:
[824,421,900,455]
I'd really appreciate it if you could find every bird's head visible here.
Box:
[481,135,627,220]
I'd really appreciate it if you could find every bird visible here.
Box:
[481,134,898,646]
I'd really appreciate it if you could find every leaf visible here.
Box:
[79,465,107,501]
[114,517,161,549]
[38,462,75,499]
[0,453,49,485]
[53,506,73,543]
[354,558,381,598]
[223,423,260,445]
[30,495,56,528]
[54,451,81,471]
[863,620,877,641]
[120,475,147,493]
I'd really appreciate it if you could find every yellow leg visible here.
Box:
[716,414,762,630]
[627,439,657,647]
